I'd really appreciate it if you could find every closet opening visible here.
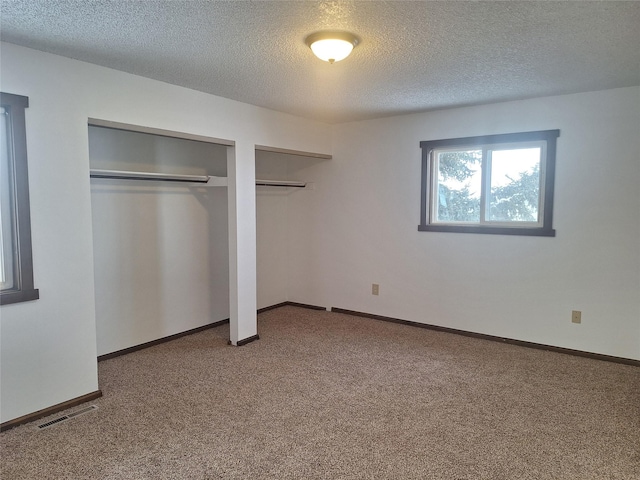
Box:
[88,121,232,359]
[255,147,331,311]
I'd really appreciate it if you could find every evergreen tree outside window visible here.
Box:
[419,130,559,236]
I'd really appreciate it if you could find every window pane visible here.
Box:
[487,148,541,222]
[434,149,482,222]
[0,106,17,290]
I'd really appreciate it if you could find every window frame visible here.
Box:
[419,130,560,237]
[1,92,39,305]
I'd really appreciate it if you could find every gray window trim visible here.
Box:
[1,92,39,305]
[419,130,559,237]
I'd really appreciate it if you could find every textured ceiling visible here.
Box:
[1,1,639,124]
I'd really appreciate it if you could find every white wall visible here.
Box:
[288,87,640,360]
[89,127,230,356]
[0,42,331,424]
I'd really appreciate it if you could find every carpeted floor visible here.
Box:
[2,306,639,479]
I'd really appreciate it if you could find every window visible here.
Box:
[419,130,559,236]
[1,92,39,305]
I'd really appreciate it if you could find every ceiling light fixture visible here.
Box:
[305,31,359,64]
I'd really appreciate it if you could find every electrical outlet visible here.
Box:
[372,284,379,295]
[572,310,581,324]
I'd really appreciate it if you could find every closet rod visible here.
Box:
[255,179,306,188]
[90,169,306,188]
[90,169,210,183]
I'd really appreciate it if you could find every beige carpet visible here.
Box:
[2,306,639,479]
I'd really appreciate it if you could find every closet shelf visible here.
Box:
[90,169,306,188]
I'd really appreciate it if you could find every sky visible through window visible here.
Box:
[490,148,540,188]
[438,147,540,197]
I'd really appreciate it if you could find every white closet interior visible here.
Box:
[89,125,230,356]
[255,150,329,310]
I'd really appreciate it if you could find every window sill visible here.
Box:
[418,224,556,237]
[1,289,40,305]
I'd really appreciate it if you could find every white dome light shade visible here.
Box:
[305,31,359,64]
[309,39,353,63]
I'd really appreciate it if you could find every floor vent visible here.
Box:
[37,405,98,430]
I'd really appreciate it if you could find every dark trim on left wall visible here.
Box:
[0,92,39,305]
[97,319,230,361]
[1,390,103,432]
